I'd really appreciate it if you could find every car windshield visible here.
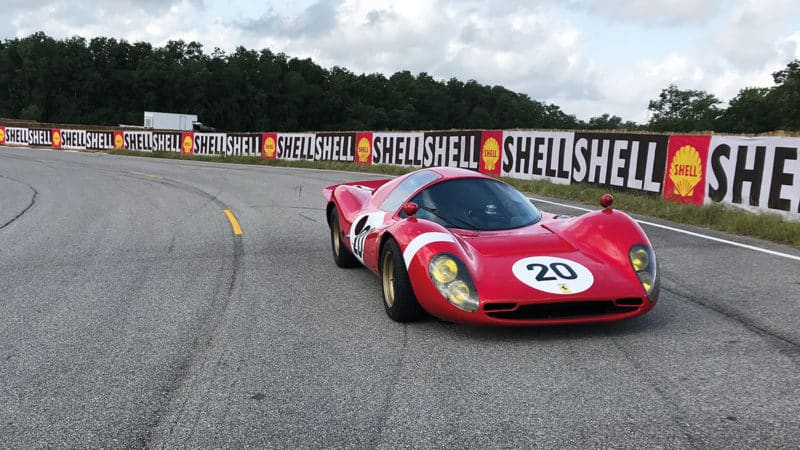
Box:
[403,178,542,231]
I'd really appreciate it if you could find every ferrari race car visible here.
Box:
[323,167,659,326]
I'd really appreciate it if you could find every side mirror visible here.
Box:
[402,202,419,217]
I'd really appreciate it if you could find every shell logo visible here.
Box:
[482,137,500,171]
[357,137,371,163]
[52,130,62,147]
[114,134,124,149]
[182,135,193,154]
[669,145,702,197]
[0,128,5,144]
[263,136,276,158]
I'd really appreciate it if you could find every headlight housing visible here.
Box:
[428,254,479,312]
[629,244,658,301]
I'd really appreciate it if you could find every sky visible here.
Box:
[2,0,799,123]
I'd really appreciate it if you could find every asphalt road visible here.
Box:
[1,145,799,449]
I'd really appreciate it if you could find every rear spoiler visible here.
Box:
[323,179,391,202]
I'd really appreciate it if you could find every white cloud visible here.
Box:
[579,0,724,26]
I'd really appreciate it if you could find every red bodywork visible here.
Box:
[323,167,658,326]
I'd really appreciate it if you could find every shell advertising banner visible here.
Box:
[262,133,277,160]
[4,127,28,145]
[51,129,62,149]
[181,132,194,155]
[355,132,373,165]
[500,131,574,185]
[479,130,502,176]
[422,130,482,171]
[113,131,125,150]
[371,132,424,167]
[705,136,799,219]
[85,131,115,150]
[662,135,711,205]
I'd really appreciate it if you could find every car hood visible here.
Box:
[451,225,576,257]
[448,223,645,302]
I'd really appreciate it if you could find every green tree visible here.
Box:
[768,59,800,131]
[647,84,721,132]
[717,87,775,133]
[1,31,656,132]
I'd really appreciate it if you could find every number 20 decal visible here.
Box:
[526,262,578,281]
[512,256,594,294]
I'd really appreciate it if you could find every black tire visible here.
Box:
[380,238,424,322]
[329,207,360,268]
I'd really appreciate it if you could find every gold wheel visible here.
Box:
[382,250,395,308]
[332,215,341,255]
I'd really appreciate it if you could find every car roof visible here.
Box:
[426,166,492,180]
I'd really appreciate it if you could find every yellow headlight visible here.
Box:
[630,247,650,272]
[637,271,653,294]
[447,281,471,305]
[431,256,458,284]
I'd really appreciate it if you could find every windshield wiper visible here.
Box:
[418,206,480,231]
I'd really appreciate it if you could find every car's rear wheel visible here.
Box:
[381,238,424,322]
[329,207,359,268]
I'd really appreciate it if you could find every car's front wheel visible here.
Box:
[380,238,424,322]
[329,207,359,268]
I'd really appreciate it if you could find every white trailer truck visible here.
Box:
[143,111,198,131]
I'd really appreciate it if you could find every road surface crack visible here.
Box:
[0,175,38,231]
[369,324,408,448]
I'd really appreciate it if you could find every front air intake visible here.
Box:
[486,301,637,320]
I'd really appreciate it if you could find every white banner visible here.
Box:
[61,129,86,150]
[372,132,425,167]
[225,134,261,157]
[193,133,227,156]
[706,136,800,219]
[276,133,315,161]
[152,132,181,152]
[85,131,114,150]
[124,131,154,151]
[4,127,28,145]
[27,129,52,146]
[501,131,574,185]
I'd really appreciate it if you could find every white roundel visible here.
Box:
[511,256,594,295]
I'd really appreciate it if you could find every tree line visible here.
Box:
[0,32,798,133]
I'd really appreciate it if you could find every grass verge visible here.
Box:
[106,150,800,249]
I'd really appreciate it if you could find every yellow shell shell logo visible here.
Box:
[114,134,124,149]
[669,145,702,197]
[0,128,5,143]
[52,131,61,147]
[182,135,193,154]
[264,137,276,158]
[482,137,500,171]
[357,137,370,163]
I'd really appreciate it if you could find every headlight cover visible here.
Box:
[428,254,479,312]
[629,244,658,300]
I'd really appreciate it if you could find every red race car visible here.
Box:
[323,167,659,326]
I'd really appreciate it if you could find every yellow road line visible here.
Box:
[131,171,162,179]
[223,209,243,236]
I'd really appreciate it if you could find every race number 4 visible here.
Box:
[352,226,371,259]
[348,212,386,263]
[512,256,594,294]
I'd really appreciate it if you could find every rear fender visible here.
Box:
[327,184,373,229]
[323,179,391,203]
